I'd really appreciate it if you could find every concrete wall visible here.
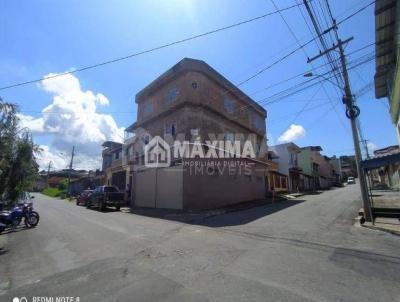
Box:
[133,159,269,210]
[134,166,183,209]
[156,167,183,209]
[136,71,266,137]
[182,158,267,210]
[298,149,313,176]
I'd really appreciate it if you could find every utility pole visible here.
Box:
[67,145,75,196]
[337,39,372,221]
[361,139,370,159]
[46,161,52,188]
[302,0,372,221]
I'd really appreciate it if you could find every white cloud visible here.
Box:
[278,124,306,143]
[367,142,378,154]
[36,145,68,171]
[22,72,124,170]
[18,114,45,133]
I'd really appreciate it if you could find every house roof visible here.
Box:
[374,0,397,98]
[361,148,400,170]
[374,144,399,155]
[301,146,323,151]
[135,57,266,116]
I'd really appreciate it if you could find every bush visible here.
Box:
[58,179,68,191]
[42,187,67,198]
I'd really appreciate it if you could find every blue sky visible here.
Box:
[0,0,396,170]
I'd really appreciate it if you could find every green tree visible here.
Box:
[0,97,39,206]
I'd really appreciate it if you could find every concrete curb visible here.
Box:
[362,223,400,236]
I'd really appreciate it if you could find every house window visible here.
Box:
[224,98,235,114]
[114,151,120,160]
[143,100,153,117]
[143,135,150,145]
[253,115,263,130]
[225,132,234,142]
[290,153,297,165]
[165,122,177,136]
[166,88,179,103]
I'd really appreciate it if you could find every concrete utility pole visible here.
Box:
[302,0,372,221]
[67,145,75,196]
[337,40,372,221]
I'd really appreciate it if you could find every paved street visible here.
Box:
[1,185,400,302]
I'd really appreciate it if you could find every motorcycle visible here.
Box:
[0,201,40,234]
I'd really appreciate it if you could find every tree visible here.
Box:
[0,97,39,206]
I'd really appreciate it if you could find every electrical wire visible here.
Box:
[1,0,376,91]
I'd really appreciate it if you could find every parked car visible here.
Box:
[76,190,93,206]
[87,186,125,211]
[347,177,356,184]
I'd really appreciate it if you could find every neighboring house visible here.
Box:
[340,155,357,180]
[298,146,322,190]
[102,141,127,192]
[270,143,302,192]
[361,145,400,190]
[318,156,337,188]
[374,0,400,144]
[329,156,343,183]
[117,57,273,210]
[266,150,288,193]
[68,170,106,196]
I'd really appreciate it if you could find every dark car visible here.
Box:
[76,190,93,206]
[87,186,125,211]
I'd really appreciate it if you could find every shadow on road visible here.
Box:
[130,199,306,227]
[0,226,33,235]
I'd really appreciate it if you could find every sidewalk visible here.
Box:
[360,189,400,236]
[363,218,400,236]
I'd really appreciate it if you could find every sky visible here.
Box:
[0,0,396,171]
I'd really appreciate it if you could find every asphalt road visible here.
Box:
[1,185,400,302]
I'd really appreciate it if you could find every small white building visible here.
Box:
[270,143,303,192]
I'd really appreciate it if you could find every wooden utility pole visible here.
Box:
[67,145,75,196]
[302,0,372,221]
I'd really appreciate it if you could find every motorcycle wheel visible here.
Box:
[25,212,40,228]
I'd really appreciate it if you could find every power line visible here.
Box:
[1,0,375,92]
[20,47,374,118]
[232,0,375,120]
[0,2,305,91]
[247,41,374,98]
[270,0,347,136]
[259,53,375,106]
[19,43,375,114]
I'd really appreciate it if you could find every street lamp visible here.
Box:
[304,72,344,90]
